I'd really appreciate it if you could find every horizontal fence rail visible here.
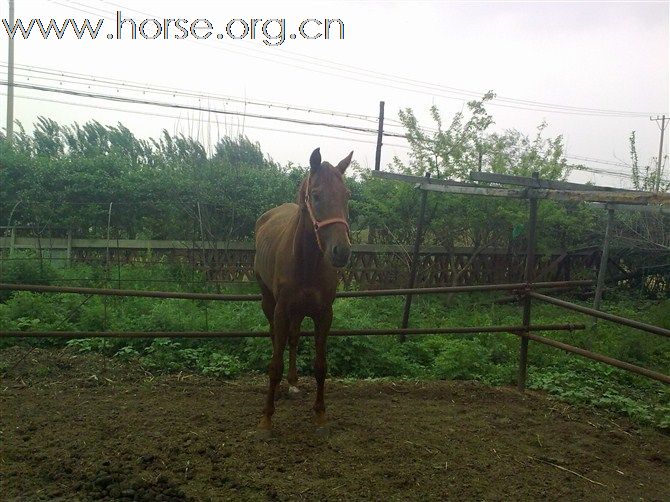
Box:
[0,323,585,339]
[530,292,670,338]
[518,332,670,385]
[0,236,596,255]
[1,280,667,386]
[0,281,595,301]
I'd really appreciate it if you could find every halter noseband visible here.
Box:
[303,172,351,253]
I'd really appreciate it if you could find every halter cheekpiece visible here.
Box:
[303,172,351,253]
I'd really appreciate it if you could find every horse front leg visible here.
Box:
[287,327,301,397]
[313,307,332,434]
[258,303,289,436]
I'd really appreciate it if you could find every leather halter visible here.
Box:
[303,172,351,253]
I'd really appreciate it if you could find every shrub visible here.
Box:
[0,251,56,301]
[433,339,491,380]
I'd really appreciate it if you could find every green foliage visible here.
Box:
[629,131,669,192]
[396,93,568,181]
[433,339,491,380]
[353,96,601,256]
[1,124,297,241]
[0,251,56,300]
[66,337,114,353]
[198,352,243,378]
[529,359,669,429]
[1,259,667,427]
[1,115,668,428]
[138,339,242,378]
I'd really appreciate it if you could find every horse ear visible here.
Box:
[336,151,354,174]
[310,148,322,172]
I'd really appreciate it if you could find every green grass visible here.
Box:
[1,254,669,429]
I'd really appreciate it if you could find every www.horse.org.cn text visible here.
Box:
[2,11,346,46]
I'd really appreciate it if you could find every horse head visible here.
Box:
[302,148,353,268]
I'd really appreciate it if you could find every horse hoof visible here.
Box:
[256,428,273,441]
[288,385,300,398]
[315,426,330,439]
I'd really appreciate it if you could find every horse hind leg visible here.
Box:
[258,304,289,436]
[258,279,276,344]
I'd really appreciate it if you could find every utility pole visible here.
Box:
[374,101,385,171]
[6,0,15,143]
[651,115,667,192]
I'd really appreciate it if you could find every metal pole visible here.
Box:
[196,202,209,329]
[0,324,585,339]
[519,332,670,385]
[116,233,121,288]
[400,173,430,339]
[528,333,670,385]
[374,101,385,171]
[105,202,112,331]
[6,0,15,143]
[9,226,15,255]
[518,172,539,391]
[530,292,670,338]
[0,280,596,301]
[66,229,72,266]
[105,202,113,271]
[593,208,614,313]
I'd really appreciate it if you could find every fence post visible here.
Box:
[374,101,385,171]
[196,201,209,330]
[116,232,122,289]
[106,202,113,272]
[66,228,72,266]
[104,202,113,331]
[9,226,16,256]
[197,202,207,276]
[593,207,614,316]
[36,227,44,276]
[400,172,430,340]
[517,172,539,391]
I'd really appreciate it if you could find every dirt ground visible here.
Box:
[1,348,668,501]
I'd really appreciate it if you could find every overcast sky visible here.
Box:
[0,0,668,188]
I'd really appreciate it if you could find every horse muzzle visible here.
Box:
[329,244,351,268]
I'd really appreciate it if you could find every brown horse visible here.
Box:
[254,147,353,436]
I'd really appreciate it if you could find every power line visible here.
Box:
[98,0,666,118]
[566,155,630,168]
[570,164,670,184]
[0,62,412,137]
[9,86,665,185]
[7,83,663,183]
[0,80,408,138]
[1,59,410,127]
[0,62,383,125]
[45,0,666,119]
[3,79,664,184]
[1,90,412,150]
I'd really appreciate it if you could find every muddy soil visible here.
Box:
[1,347,668,501]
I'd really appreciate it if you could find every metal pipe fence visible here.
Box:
[0,280,594,301]
[1,277,667,387]
[530,292,670,338]
[0,323,584,339]
[1,170,668,389]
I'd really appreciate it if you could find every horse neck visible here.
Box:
[293,204,324,280]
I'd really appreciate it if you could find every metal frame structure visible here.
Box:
[1,171,669,387]
[371,169,669,387]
